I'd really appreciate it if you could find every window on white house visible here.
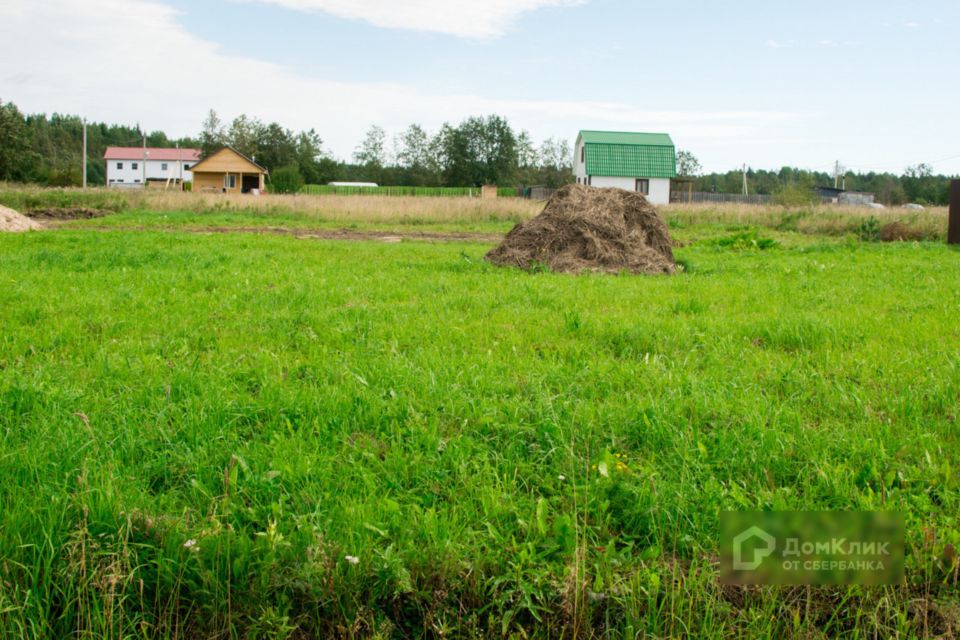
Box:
[161,163,168,171]
[580,146,584,163]
[132,162,138,170]
[116,162,123,170]
[184,163,191,170]
[635,179,649,195]
[587,176,592,186]
[134,179,140,183]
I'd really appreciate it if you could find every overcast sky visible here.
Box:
[1,0,958,173]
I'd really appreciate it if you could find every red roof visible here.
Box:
[103,147,201,161]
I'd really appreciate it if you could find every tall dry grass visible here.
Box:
[0,183,949,237]
[663,202,949,239]
[0,183,544,224]
[143,190,545,223]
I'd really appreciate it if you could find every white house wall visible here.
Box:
[647,178,671,205]
[106,158,196,186]
[589,176,637,190]
[574,139,586,180]
[586,176,671,205]
[574,137,671,204]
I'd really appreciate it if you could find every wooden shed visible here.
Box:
[189,147,268,194]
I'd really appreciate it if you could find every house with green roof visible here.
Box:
[574,130,676,204]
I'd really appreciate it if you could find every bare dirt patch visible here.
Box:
[68,225,505,244]
[26,207,109,220]
[0,205,43,232]
[485,184,675,274]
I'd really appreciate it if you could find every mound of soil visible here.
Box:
[879,221,924,242]
[485,184,675,274]
[0,205,43,232]
[27,207,108,220]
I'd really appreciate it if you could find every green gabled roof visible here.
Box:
[578,130,676,179]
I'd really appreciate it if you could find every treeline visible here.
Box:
[0,99,573,190]
[1,98,954,202]
[690,166,953,205]
[0,101,198,186]
[200,111,574,190]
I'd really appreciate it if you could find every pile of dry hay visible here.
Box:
[485,184,675,275]
[0,206,43,232]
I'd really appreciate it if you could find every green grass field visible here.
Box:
[1,216,959,638]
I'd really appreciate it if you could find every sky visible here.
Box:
[1,0,958,174]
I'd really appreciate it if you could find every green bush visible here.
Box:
[269,166,304,194]
[858,216,881,241]
[708,229,779,250]
[773,184,819,206]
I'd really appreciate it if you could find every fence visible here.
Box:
[670,191,775,205]
[301,185,522,198]
[529,187,557,201]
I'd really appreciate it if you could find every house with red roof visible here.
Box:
[103,146,201,188]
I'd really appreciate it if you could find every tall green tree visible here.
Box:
[354,125,388,178]
[226,115,264,160]
[199,109,224,158]
[439,115,518,187]
[394,124,437,186]
[676,150,702,178]
[538,137,573,188]
[0,101,33,181]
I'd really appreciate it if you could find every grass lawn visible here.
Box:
[1,225,958,638]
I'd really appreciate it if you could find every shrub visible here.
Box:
[709,229,779,250]
[773,184,819,206]
[879,221,924,242]
[858,216,881,241]
[269,166,304,194]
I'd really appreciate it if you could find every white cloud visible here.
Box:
[903,21,921,28]
[0,0,807,168]
[254,0,587,38]
[764,39,795,49]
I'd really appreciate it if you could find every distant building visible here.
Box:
[814,186,844,200]
[573,130,676,204]
[814,186,875,205]
[188,147,268,194]
[104,147,200,188]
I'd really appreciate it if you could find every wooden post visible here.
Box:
[950,180,960,245]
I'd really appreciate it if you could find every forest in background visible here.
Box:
[0,100,954,204]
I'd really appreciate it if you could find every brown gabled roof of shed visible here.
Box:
[189,146,269,174]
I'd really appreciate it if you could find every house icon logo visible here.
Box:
[733,526,776,570]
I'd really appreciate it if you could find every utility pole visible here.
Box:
[142,135,147,187]
[834,160,840,189]
[742,164,748,195]
[82,119,87,189]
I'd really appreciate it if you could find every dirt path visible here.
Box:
[49,223,506,243]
